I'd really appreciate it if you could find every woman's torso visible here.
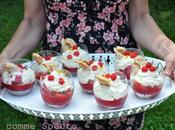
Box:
[42,0,137,53]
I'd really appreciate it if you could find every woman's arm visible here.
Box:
[129,0,175,78]
[0,0,46,60]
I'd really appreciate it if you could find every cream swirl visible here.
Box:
[115,57,134,70]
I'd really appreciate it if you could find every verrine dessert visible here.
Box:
[131,60,164,99]
[93,71,128,109]
[32,50,60,81]
[77,60,105,93]
[114,46,144,80]
[61,38,88,74]
[2,59,35,95]
[40,69,74,108]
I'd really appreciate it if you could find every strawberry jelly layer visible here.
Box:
[41,87,73,106]
[79,80,94,92]
[132,80,162,95]
[95,95,127,108]
[3,82,35,91]
[120,65,131,80]
[63,64,77,73]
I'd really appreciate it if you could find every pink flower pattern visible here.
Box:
[43,0,137,53]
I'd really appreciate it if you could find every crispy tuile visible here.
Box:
[32,53,43,64]
[75,60,90,70]
[3,63,21,72]
[96,75,112,86]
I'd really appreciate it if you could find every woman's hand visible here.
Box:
[164,44,175,80]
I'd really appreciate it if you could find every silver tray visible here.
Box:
[0,54,175,120]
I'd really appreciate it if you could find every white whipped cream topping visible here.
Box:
[2,68,35,85]
[131,70,164,86]
[43,71,73,93]
[115,56,135,70]
[93,77,128,101]
[77,62,105,84]
[33,56,59,72]
[62,48,88,68]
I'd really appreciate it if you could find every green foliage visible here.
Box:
[0,0,175,130]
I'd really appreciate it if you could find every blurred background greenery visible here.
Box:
[0,0,175,130]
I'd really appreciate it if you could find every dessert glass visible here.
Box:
[131,60,164,99]
[93,71,128,109]
[114,47,144,80]
[32,50,60,82]
[40,70,74,108]
[2,59,35,96]
[77,60,105,93]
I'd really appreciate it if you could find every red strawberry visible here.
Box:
[73,51,80,56]
[124,51,131,56]
[48,75,54,81]
[98,62,103,67]
[146,62,152,68]
[105,73,111,78]
[141,66,148,72]
[110,73,117,80]
[67,54,72,60]
[72,45,78,50]
[17,64,25,69]
[92,65,98,71]
[59,78,65,85]
[130,52,137,58]
[149,66,156,72]
[44,55,52,61]
[88,60,94,65]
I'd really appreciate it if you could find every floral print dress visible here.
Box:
[40,0,144,129]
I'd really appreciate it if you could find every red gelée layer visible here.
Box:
[79,80,94,92]
[132,80,162,95]
[41,87,73,106]
[95,95,127,108]
[120,66,131,80]
[63,64,77,73]
[3,82,35,91]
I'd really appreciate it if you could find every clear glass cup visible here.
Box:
[40,69,74,108]
[77,60,105,93]
[2,58,35,96]
[32,50,61,82]
[114,48,144,80]
[61,43,89,75]
[130,60,164,99]
[93,71,128,109]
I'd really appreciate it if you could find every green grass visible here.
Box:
[0,0,175,130]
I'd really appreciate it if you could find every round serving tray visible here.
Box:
[0,54,175,120]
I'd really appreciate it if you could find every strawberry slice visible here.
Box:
[124,50,131,56]
[141,66,148,72]
[105,73,111,78]
[92,65,98,71]
[130,52,137,58]
[44,55,52,61]
[72,45,78,50]
[149,66,156,72]
[146,62,152,68]
[48,75,54,81]
[73,51,80,56]
[88,60,94,65]
[98,62,103,67]
[12,75,22,84]
[17,64,25,69]
[59,78,65,85]
[110,73,117,81]
[67,54,73,60]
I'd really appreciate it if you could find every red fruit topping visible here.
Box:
[105,74,111,78]
[98,62,103,67]
[15,75,22,83]
[44,55,52,61]
[141,66,148,72]
[149,66,156,72]
[92,65,98,71]
[124,51,131,56]
[130,52,138,58]
[72,45,78,50]
[48,75,54,81]
[73,51,80,56]
[17,64,25,69]
[110,73,117,81]
[146,62,152,68]
[59,78,65,85]
[88,60,94,65]
[67,54,72,60]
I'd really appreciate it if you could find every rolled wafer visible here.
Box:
[96,75,112,86]
[75,60,90,70]
[32,53,43,64]
[3,63,21,72]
